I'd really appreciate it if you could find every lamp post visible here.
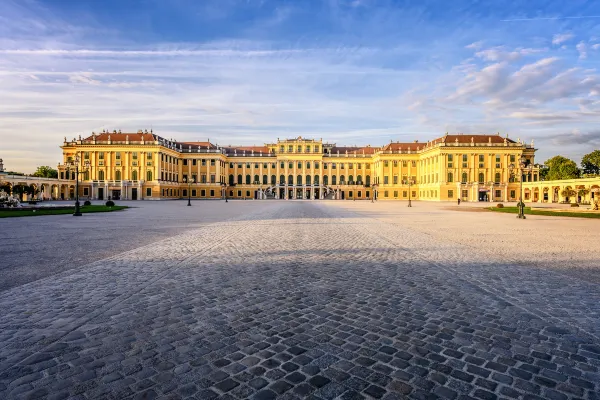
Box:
[183,177,192,206]
[509,157,533,219]
[66,154,90,216]
[222,182,228,202]
[403,179,414,207]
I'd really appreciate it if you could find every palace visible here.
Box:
[57,130,540,202]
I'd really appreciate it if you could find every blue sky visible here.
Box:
[1,0,600,172]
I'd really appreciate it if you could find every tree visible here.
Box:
[33,166,58,179]
[544,156,580,181]
[560,188,577,199]
[581,150,600,175]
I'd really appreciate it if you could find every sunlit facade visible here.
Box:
[58,130,539,202]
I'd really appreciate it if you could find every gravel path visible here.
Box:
[0,201,598,399]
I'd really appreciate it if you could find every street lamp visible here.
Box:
[183,177,192,206]
[403,179,415,207]
[66,154,90,216]
[222,182,228,202]
[509,156,533,219]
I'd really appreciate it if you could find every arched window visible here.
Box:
[348,175,353,184]
[145,170,151,181]
[340,175,345,184]
[132,170,138,181]
[246,175,251,184]
[495,172,501,183]
[461,172,467,183]
[262,175,268,184]
[323,175,328,185]
[314,175,320,185]
[288,175,293,185]
[447,172,453,183]
[332,175,337,185]
[306,175,311,185]
[271,175,276,185]
[99,170,105,181]
[253,174,259,184]
[366,175,371,186]
[280,174,285,184]
[478,172,485,183]
[237,174,242,184]
[297,175,302,185]
[229,174,234,185]
[357,175,362,184]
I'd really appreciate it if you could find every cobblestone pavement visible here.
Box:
[0,201,599,400]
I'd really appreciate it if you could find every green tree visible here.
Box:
[33,166,58,178]
[544,156,580,180]
[581,150,600,175]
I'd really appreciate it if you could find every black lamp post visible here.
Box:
[66,154,90,216]
[222,183,228,202]
[404,179,414,207]
[509,157,533,219]
[184,177,192,206]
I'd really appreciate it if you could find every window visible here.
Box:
[314,175,319,185]
[495,172,501,183]
[447,154,453,167]
[263,163,268,168]
[132,171,138,181]
[230,162,234,168]
[297,162,302,169]
[116,152,121,160]
[263,175,268,184]
[237,190,242,197]
[478,172,484,183]
[393,176,398,184]
[315,162,319,169]
[246,175,251,184]
[280,146,284,153]
[146,188,152,197]
[306,175,311,185]
[288,175,293,185]
[193,159,197,166]
[393,190,398,198]
[384,176,389,184]
[297,175,302,185]
[83,152,90,160]
[324,163,328,170]
[246,190,251,197]
[288,145,293,152]
[332,163,336,169]
[183,159,188,166]
[237,174,242,184]
[323,175,328,185]
[366,164,371,170]
[341,164,345,170]
[306,146,311,153]
[280,161,285,168]
[201,190,206,197]
[210,190,214,197]
[349,191,353,198]
[192,189,197,197]
[280,174,285,184]
[357,175,362,184]
[254,174,260,184]
[495,190,501,198]
[448,172,453,183]
[99,152,105,160]
[297,146,302,152]
[229,174,234,185]
[201,175,207,183]
[384,191,389,198]
[384,161,389,167]
[289,162,293,169]
[461,172,467,183]
[478,155,484,168]
[183,189,188,197]
[201,159,206,166]
[332,176,337,185]
[350,163,354,169]
[306,162,311,169]
[146,170,152,181]
[510,155,516,163]
[462,154,468,167]
[99,170,105,180]
[211,160,215,166]
[510,190,516,198]
[315,146,319,153]
[210,174,215,183]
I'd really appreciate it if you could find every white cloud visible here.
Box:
[552,33,574,45]
[592,44,600,50]
[465,41,483,50]
[576,41,587,59]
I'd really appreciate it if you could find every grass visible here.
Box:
[489,206,600,219]
[0,205,128,218]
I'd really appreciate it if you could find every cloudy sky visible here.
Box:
[1,0,600,173]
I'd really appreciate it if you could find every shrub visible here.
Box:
[105,200,115,207]
[496,203,504,208]
[84,200,91,206]
[570,203,579,207]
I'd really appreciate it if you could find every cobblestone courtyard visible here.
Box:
[1,201,599,400]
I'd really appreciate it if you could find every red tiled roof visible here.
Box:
[83,132,156,142]
[178,141,217,149]
[330,146,378,155]
[223,146,271,154]
[381,142,423,152]
[436,134,515,145]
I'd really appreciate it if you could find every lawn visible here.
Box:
[0,205,128,218]
[489,206,600,219]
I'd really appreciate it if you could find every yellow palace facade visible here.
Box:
[58,130,538,202]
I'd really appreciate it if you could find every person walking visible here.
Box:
[457,198,461,205]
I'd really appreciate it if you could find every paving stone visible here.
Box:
[1,202,599,399]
